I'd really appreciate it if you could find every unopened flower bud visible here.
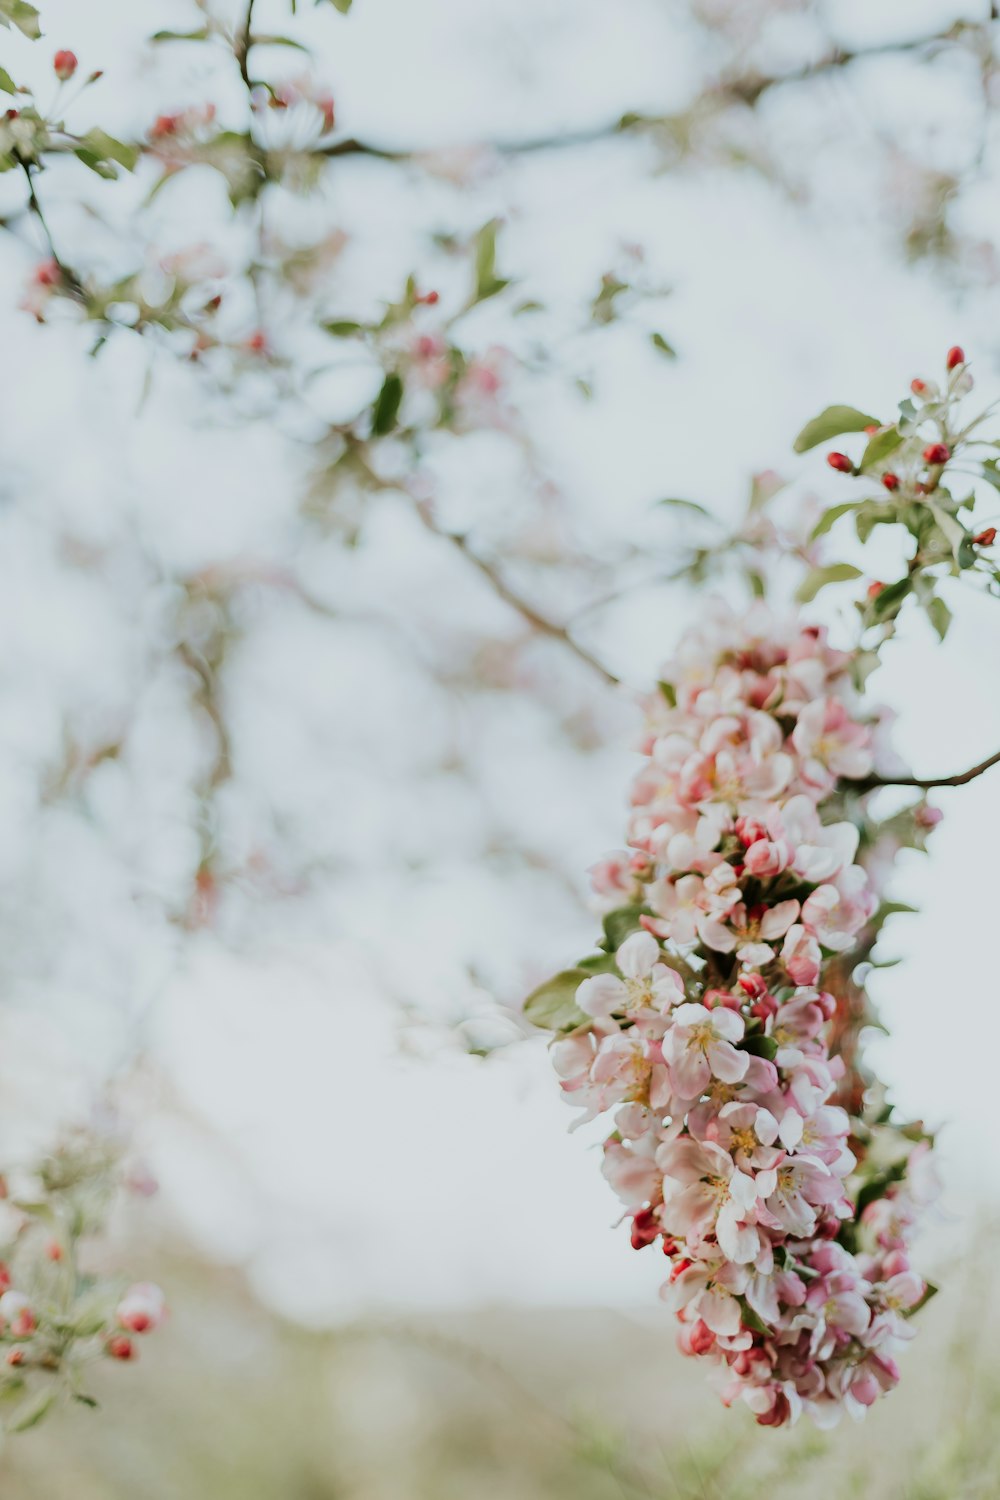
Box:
[881,473,899,492]
[973,527,997,546]
[946,345,965,370]
[923,442,950,465]
[53,50,78,81]
[826,452,854,474]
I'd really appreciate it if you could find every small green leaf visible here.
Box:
[737,1297,771,1335]
[795,563,862,603]
[741,1034,778,1061]
[0,66,16,92]
[870,576,912,621]
[326,0,353,11]
[323,319,364,336]
[656,497,713,519]
[657,680,677,707]
[927,500,969,567]
[904,1280,938,1318]
[860,426,903,470]
[471,218,509,304]
[926,595,952,640]
[600,904,649,952]
[649,331,676,359]
[370,371,403,436]
[523,969,589,1031]
[81,129,140,171]
[0,0,41,39]
[793,405,879,454]
[150,27,211,41]
[810,502,862,540]
[11,1387,57,1432]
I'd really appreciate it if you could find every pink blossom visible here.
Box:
[666,1003,749,1096]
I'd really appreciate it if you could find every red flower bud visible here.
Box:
[867,581,885,600]
[106,1335,135,1361]
[53,50,78,81]
[826,452,853,474]
[973,527,997,546]
[630,1207,660,1250]
[881,472,899,492]
[863,424,878,435]
[5,1349,23,1367]
[923,442,950,465]
[910,379,927,395]
[946,345,965,371]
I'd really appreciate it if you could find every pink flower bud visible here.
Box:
[53,50,78,81]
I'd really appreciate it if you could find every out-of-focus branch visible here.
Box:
[413,503,620,686]
[318,22,983,162]
[858,745,1000,791]
[236,0,257,93]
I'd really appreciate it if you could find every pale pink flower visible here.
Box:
[780,924,822,985]
[792,698,873,790]
[665,1003,749,1096]
[575,931,684,1022]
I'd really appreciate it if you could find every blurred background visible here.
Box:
[1,0,1000,1491]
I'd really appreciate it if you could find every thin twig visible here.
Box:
[317,23,985,163]
[413,503,620,686]
[857,745,1000,791]
[20,160,64,271]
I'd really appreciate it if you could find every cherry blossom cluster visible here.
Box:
[539,605,937,1429]
[0,1134,164,1433]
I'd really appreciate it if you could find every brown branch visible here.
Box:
[236,0,257,93]
[413,503,620,686]
[317,21,983,163]
[856,745,1000,791]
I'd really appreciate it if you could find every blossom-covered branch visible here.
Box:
[526,607,939,1428]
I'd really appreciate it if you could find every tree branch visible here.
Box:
[318,22,982,163]
[413,503,620,686]
[236,0,257,93]
[857,745,1000,791]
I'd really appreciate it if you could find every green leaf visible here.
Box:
[810,501,861,540]
[855,500,900,544]
[11,1387,57,1432]
[523,969,589,1031]
[323,319,364,336]
[860,426,903,471]
[793,405,879,454]
[904,1280,938,1318]
[927,500,969,567]
[656,497,713,519]
[370,371,403,436]
[0,66,16,93]
[575,951,619,975]
[795,562,862,603]
[0,0,41,39]
[870,576,912,621]
[150,27,211,41]
[326,0,354,11]
[926,595,952,640]
[737,1297,771,1335]
[600,904,649,952]
[649,332,677,359]
[741,1034,778,1061]
[471,218,508,304]
[657,680,677,707]
[81,129,140,172]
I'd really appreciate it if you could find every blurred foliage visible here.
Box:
[2,1230,999,1498]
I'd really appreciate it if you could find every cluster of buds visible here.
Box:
[533,605,937,1428]
[0,1134,164,1433]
